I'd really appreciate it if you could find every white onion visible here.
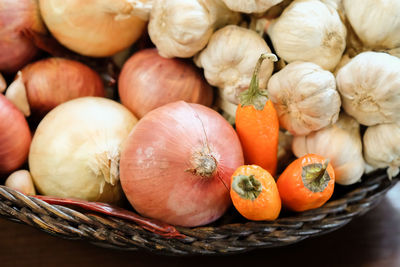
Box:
[39,0,147,57]
[29,97,137,203]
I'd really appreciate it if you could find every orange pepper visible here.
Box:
[230,165,281,221]
[235,53,279,176]
[277,154,335,212]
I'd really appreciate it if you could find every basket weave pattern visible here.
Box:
[0,171,398,255]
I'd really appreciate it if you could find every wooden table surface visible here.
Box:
[1,182,399,267]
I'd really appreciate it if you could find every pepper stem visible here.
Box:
[239,53,277,110]
[232,174,262,201]
[302,159,331,193]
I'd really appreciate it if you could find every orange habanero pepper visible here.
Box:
[277,154,335,212]
[230,165,281,221]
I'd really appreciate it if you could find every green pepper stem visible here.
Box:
[239,53,277,110]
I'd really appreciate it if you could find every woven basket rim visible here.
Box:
[0,169,398,255]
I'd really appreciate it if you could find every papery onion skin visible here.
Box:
[21,57,105,116]
[120,101,244,227]
[118,49,213,118]
[0,94,31,175]
[0,0,45,73]
[29,97,138,203]
[39,0,147,57]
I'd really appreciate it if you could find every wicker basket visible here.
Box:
[0,170,398,255]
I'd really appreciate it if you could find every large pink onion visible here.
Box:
[0,0,45,73]
[120,101,244,227]
[0,94,31,175]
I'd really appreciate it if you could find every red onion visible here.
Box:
[118,49,213,118]
[0,0,45,73]
[120,101,244,227]
[6,57,105,117]
[0,94,31,175]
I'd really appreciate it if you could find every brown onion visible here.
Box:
[0,0,46,73]
[0,94,31,175]
[120,101,244,227]
[39,0,147,57]
[118,49,213,118]
[5,57,105,117]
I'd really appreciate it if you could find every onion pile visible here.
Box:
[39,0,147,57]
[120,101,244,227]
[118,49,213,118]
[0,0,46,73]
[6,57,105,117]
[29,97,137,203]
[0,94,31,175]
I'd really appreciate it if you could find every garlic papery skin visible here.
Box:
[267,0,346,70]
[364,123,400,179]
[292,113,365,185]
[148,0,241,58]
[221,0,283,14]
[39,0,147,57]
[267,61,341,136]
[196,25,274,105]
[29,97,137,203]
[336,51,400,126]
[343,0,400,50]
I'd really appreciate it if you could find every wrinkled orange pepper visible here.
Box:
[230,165,281,221]
[277,154,335,212]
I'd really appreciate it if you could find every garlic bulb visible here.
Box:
[292,113,365,185]
[336,51,400,126]
[148,0,241,58]
[221,0,283,14]
[196,25,274,105]
[343,0,400,50]
[364,123,400,179]
[267,61,341,136]
[267,0,346,70]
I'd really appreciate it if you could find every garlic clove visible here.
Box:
[5,170,36,196]
[5,71,31,117]
[0,72,6,93]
